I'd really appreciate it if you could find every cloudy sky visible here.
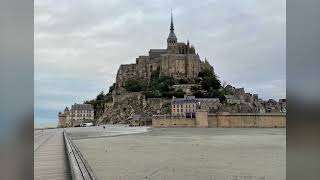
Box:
[35,0,286,127]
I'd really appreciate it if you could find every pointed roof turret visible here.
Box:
[64,107,69,112]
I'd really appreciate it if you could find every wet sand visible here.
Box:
[72,128,286,180]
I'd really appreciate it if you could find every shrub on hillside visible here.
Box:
[124,79,146,92]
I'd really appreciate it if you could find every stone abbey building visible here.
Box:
[116,12,214,87]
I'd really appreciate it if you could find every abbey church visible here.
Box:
[116,12,214,87]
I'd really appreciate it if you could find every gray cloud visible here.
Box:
[35,0,286,127]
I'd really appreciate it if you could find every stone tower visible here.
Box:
[167,10,178,54]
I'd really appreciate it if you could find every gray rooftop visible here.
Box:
[172,98,196,104]
[168,31,177,40]
[172,96,220,105]
[149,49,167,53]
[71,104,93,111]
[196,98,220,102]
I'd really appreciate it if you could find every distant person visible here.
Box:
[103,125,105,130]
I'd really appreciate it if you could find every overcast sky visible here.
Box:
[35,0,286,127]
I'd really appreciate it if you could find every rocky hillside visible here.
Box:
[84,67,225,124]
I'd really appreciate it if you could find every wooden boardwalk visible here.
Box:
[34,129,72,180]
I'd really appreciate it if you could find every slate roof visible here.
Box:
[172,98,196,105]
[71,104,93,111]
[196,98,220,103]
[149,49,167,53]
[149,49,167,58]
[168,31,177,40]
[172,96,220,105]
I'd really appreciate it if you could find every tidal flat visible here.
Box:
[71,127,286,180]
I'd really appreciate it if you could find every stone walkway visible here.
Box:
[34,129,72,180]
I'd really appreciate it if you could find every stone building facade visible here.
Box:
[172,96,197,117]
[171,96,220,116]
[58,103,94,127]
[116,12,214,87]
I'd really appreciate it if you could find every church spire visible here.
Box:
[167,9,177,53]
[170,9,174,31]
[167,9,177,43]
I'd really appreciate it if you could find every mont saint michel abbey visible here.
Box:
[58,12,286,128]
[116,13,214,87]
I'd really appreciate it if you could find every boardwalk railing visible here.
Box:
[63,130,99,180]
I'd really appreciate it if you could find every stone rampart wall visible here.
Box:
[152,115,195,128]
[152,113,286,128]
[208,113,286,128]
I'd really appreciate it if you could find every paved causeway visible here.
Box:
[34,129,72,180]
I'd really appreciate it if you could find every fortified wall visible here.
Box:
[152,115,196,128]
[152,110,286,128]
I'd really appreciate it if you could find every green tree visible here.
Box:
[96,91,105,100]
[201,76,221,91]
[178,78,188,84]
[199,67,221,91]
[143,91,161,98]
[208,90,226,103]
[173,88,185,98]
[193,90,204,98]
[124,79,146,92]
[202,68,214,77]
[162,91,175,98]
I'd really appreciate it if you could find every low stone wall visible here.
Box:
[152,112,286,128]
[209,113,286,128]
[152,115,196,128]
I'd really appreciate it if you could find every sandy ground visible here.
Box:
[65,125,149,140]
[72,128,286,180]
